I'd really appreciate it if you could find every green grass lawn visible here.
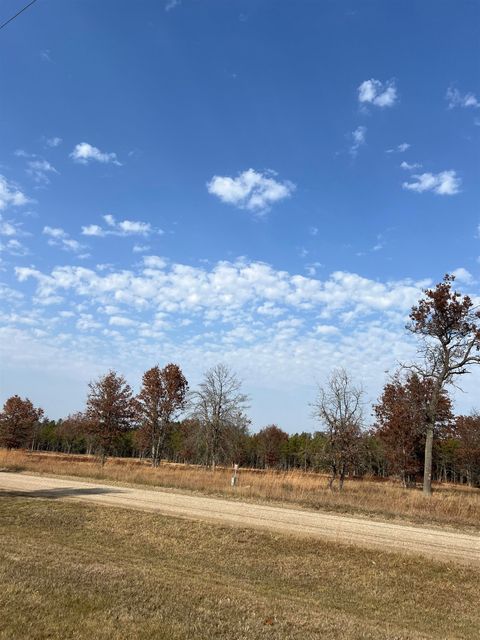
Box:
[1,495,479,639]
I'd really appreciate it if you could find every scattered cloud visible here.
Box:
[451,267,474,284]
[314,324,339,336]
[308,226,319,236]
[0,238,29,256]
[81,214,158,237]
[70,142,122,166]
[349,126,367,156]
[14,258,426,322]
[143,255,167,269]
[386,143,410,153]
[165,0,181,10]
[446,87,480,109]
[305,262,323,276]
[372,234,384,251]
[45,137,62,148]
[43,226,88,255]
[207,168,295,213]
[0,175,30,210]
[81,224,104,237]
[0,214,19,237]
[40,49,53,63]
[402,170,461,195]
[133,244,150,253]
[400,161,422,170]
[26,159,58,184]
[358,79,397,108]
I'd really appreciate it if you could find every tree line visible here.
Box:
[1,275,479,491]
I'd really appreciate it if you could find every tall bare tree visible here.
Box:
[137,364,188,467]
[0,395,43,450]
[85,370,137,463]
[312,369,363,490]
[407,274,480,495]
[191,363,249,470]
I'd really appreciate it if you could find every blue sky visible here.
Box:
[1,0,479,430]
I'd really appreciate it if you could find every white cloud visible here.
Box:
[314,324,339,336]
[14,259,426,325]
[0,238,29,256]
[446,87,480,109]
[402,170,461,195]
[118,219,151,235]
[0,213,29,240]
[0,217,18,237]
[386,143,410,153]
[451,267,474,284]
[349,126,367,156]
[0,283,23,303]
[165,0,180,10]
[70,142,122,166]
[109,316,138,327]
[81,215,156,237]
[400,161,422,170]
[133,244,150,253]
[358,79,397,108]
[143,255,167,269]
[43,226,87,254]
[0,175,30,210]
[207,168,295,213]
[45,137,62,148]
[40,50,52,63]
[81,224,104,237]
[26,159,58,184]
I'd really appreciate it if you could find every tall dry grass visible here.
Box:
[1,448,479,530]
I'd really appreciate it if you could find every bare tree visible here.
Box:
[85,370,137,464]
[137,364,188,467]
[407,274,480,495]
[0,395,44,450]
[190,363,249,470]
[312,369,363,490]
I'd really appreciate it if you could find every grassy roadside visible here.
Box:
[2,448,480,531]
[1,496,479,640]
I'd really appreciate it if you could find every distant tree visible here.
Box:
[407,274,480,495]
[137,364,188,467]
[374,373,452,487]
[85,371,137,463]
[312,369,363,490]
[191,363,249,470]
[0,395,44,450]
[453,413,480,487]
[253,425,289,469]
[56,412,94,454]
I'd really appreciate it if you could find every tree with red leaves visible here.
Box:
[453,414,480,487]
[374,373,453,487]
[85,370,137,463]
[407,274,480,495]
[137,364,188,467]
[0,395,44,450]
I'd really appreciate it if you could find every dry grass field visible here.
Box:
[1,448,480,530]
[1,495,480,640]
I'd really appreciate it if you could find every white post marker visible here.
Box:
[231,463,239,487]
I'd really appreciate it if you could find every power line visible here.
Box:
[0,0,38,32]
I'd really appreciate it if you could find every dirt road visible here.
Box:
[1,471,479,566]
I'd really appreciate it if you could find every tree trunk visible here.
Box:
[423,424,434,496]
